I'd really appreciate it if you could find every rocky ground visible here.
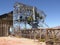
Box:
[0,37,46,45]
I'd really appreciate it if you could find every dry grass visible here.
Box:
[0,37,46,45]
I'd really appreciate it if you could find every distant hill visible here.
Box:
[52,26,60,29]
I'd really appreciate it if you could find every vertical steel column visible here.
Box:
[33,7,35,21]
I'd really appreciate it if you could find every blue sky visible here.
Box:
[0,0,60,27]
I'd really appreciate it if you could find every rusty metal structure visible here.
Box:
[12,2,47,39]
[13,2,46,31]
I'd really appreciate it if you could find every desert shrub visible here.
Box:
[38,38,45,42]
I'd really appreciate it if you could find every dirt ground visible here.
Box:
[0,37,46,45]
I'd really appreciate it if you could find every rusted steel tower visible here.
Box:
[13,2,46,30]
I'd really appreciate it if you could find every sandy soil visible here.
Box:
[0,37,46,45]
